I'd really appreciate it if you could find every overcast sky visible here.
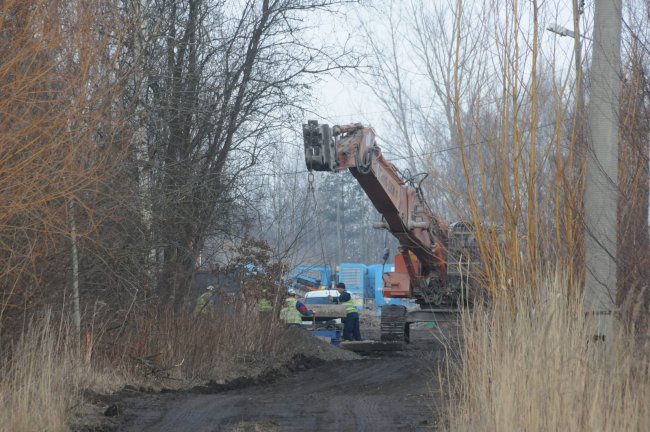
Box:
[308,0,584,153]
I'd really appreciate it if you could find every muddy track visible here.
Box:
[116,328,456,432]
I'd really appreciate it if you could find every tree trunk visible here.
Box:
[68,198,81,341]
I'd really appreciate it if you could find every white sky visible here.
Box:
[306,0,585,151]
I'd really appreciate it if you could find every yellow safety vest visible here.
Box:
[342,295,357,315]
[280,298,302,324]
[258,297,273,312]
[194,292,213,316]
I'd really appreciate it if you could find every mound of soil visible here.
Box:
[282,327,360,362]
[69,328,359,431]
[116,327,445,432]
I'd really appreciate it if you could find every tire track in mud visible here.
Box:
[118,330,448,432]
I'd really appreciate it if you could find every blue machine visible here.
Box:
[313,328,342,346]
[287,262,410,313]
[336,263,369,310]
[285,265,332,290]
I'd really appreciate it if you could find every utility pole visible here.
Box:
[584,0,621,344]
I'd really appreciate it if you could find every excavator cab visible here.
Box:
[303,120,336,171]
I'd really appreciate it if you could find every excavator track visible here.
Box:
[380,305,408,342]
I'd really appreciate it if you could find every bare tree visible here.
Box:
[0,0,128,333]
[122,0,358,305]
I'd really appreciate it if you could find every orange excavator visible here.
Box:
[303,121,480,341]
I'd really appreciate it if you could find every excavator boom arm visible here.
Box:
[303,120,447,301]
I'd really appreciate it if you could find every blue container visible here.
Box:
[337,263,368,310]
[313,329,342,346]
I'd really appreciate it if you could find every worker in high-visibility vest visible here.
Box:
[280,288,314,325]
[328,282,361,341]
[195,285,216,317]
[258,288,273,314]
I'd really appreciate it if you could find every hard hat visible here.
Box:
[206,285,215,291]
[287,288,296,295]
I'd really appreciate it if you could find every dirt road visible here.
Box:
[116,326,456,432]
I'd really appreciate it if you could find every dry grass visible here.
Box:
[0,313,79,432]
[100,302,290,383]
[443,269,650,431]
[0,303,292,431]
